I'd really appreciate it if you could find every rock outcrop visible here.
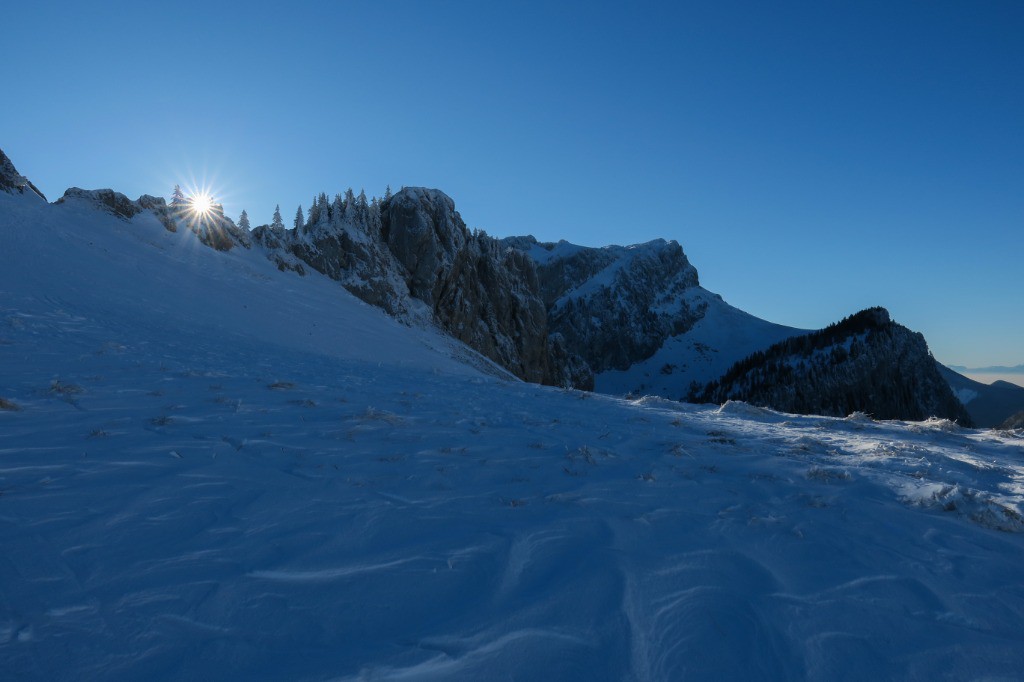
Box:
[1000,411,1024,430]
[0,148,47,200]
[253,188,591,388]
[57,188,145,220]
[506,236,706,373]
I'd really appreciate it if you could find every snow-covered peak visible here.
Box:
[503,233,804,400]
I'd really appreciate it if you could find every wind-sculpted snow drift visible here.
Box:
[3,152,1024,679]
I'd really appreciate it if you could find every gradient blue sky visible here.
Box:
[4,0,1021,367]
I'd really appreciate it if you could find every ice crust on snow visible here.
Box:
[2,190,1024,680]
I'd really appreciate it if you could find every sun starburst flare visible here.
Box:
[189,192,214,217]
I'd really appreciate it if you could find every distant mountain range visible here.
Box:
[2,146,1021,428]
[948,364,1024,374]
[937,367,1024,428]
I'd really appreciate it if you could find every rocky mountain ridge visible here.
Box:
[504,236,703,373]
[252,187,591,388]
[691,307,973,424]
[503,236,804,398]
[3,146,1011,425]
[0,147,795,396]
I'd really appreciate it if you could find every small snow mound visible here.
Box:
[907,417,964,434]
[630,395,686,411]
[716,400,779,420]
[845,411,874,423]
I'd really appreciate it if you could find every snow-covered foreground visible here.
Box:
[3,192,1024,680]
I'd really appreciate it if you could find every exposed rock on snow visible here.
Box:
[521,237,702,373]
[1001,410,1024,429]
[0,147,47,200]
[57,188,145,220]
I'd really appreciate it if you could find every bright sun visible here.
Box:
[189,193,214,216]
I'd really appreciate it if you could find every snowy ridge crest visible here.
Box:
[0,147,47,201]
[56,188,251,251]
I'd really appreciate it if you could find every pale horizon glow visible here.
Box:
[963,373,1024,390]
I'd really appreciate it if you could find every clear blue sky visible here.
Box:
[4,0,1022,367]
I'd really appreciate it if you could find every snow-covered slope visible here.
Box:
[0,186,508,389]
[3,185,1024,680]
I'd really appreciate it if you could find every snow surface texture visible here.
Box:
[3,191,1024,680]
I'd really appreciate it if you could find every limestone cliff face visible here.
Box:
[506,236,705,373]
[253,188,591,388]
[381,189,561,385]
